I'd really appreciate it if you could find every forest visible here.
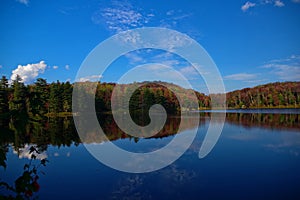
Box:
[225,81,300,109]
[0,75,299,119]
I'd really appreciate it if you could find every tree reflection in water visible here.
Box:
[1,112,299,148]
[0,146,48,199]
[0,111,299,199]
[224,112,300,131]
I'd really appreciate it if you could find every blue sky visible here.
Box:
[0,0,299,92]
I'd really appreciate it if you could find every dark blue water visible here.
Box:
[1,110,300,199]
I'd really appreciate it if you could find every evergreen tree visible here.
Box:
[62,81,72,112]
[30,78,49,115]
[49,81,63,114]
[142,87,155,112]
[0,76,9,115]
[10,75,27,113]
[129,89,141,112]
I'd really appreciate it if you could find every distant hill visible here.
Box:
[225,81,300,108]
[93,81,207,114]
[73,80,300,112]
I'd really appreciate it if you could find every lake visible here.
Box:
[1,109,300,199]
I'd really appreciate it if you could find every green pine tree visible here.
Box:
[0,76,9,115]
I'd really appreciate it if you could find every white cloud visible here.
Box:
[166,10,175,16]
[16,0,29,5]
[242,0,287,10]
[93,1,190,33]
[114,30,142,46]
[267,54,300,63]
[65,64,70,70]
[186,63,210,76]
[13,144,47,160]
[224,73,258,80]
[290,54,300,59]
[103,8,143,32]
[152,31,192,51]
[241,1,256,11]
[170,14,192,21]
[0,65,2,69]
[53,65,58,70]
[161,59,181,67]
[125,51,145,64]
[248,79,268,83]
[261,54,300,81]
[179,66,198,77]
[143,64,165,71]
[11,61,47,84]
[147,13,155,17]
[160,10,192,29]
[125,51,201,79]
[224,54,300,86]
[292,0,300,3]
[78,75,103,82]
[274,0,285,7]
[125,50,182,67]
[92,1,153,33]
[127,50,197,76]
[262,64,300,81]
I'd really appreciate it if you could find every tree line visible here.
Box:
[0,75,72,119]
[0,75,299,119]
[224,81,300,108]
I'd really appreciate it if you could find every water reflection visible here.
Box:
[0,146,48,199]
[110,164,197,200]
[225,112,300,131]
[1,110,300,199]
[0,111,299,150]
[0,116,80,151]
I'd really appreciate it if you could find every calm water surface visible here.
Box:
[1,109,300,199]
